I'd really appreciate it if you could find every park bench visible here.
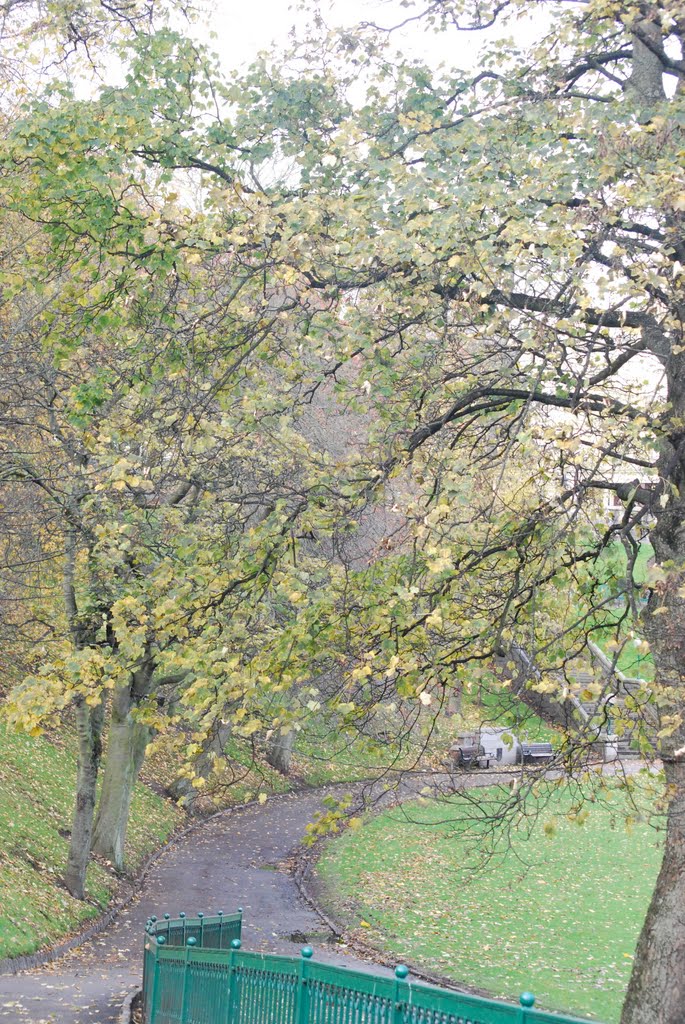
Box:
[450,742,493,769]
[521,741,554,764]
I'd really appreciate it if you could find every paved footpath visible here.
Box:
[0,788,397,1024]
[0,763,643,1023]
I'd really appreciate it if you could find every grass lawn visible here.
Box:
[316,777,663,1023]
[0,723,182,959]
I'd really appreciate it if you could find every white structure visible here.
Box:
[478,727,522,766]
[454,727,522,766]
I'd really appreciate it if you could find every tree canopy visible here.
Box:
[1,2,684,1021]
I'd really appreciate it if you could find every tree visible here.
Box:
[0,10,366,893]
[225,3,682,1021]
[3,1,685,1016]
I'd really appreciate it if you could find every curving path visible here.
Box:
[0,787,398,1024]
[0,763,642,1023]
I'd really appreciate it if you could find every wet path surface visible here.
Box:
[0,788,390,1024]
[1,763,643,1023]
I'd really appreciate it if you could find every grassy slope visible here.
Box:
[0,705,446,957]
[293,721,452,785]
[316,780,663,1023]
[0,691,584,964]
[0,723,182,959]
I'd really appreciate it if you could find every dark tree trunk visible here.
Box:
[64,696,104,899]
[266,726,295,775]
[621,353,685,1018]
[621,530,685,1024]
[92,666,152,871]
[629,17,666,107]
[622,762,685,1024]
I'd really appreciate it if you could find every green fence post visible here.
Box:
[148,935,165,1024]
[218,911,224,948]
[179,936,197,1024]
[519,992,535,1022]
[224,938,241,1024]
[393,964,409,1024]
[198,912,204,948]
[296,946,313,1024]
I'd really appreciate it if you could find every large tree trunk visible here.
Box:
[64,696,104,899]
[620,549,685,1024]
[62,512,105,901]
[621,762,685,1024]
[266,726,295,775]
[621,339,685,1020]
[91,668,152,872]
[628,17,666,108]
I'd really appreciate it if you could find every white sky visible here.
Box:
[197,1,451,71]
[192,0,543,76]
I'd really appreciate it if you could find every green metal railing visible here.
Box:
[142,911,601,1024]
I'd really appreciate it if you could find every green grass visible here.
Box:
[464,689,556,743]
[606,539,653,587]
[316,778,664,1023]
[591,540,654,681]
[0,723,181,959]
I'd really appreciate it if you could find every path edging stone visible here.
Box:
[119,987,140,1024]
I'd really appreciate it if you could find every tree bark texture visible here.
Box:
[621,348,685,1018]
[63,696,104,899]
[91,673,151,871]
[266,726,295,775]
[622,556,685,1022]
[629,17,666,108]
[621,764,685,1024]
